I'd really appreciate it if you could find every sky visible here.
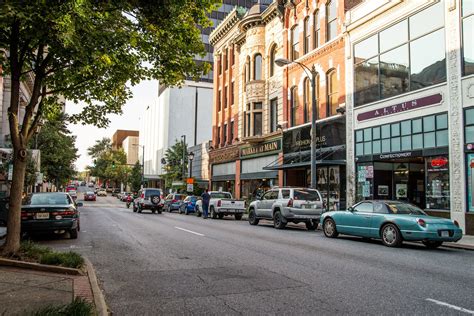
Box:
[66,80,158,171]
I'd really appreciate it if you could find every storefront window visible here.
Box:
[467,153,474,212]
[466,108,474,143]
[356,163,374,202]
[317,166,345,210]
[211,181,235,195]
[353,1,445,106]
[426,156,450,210]
[462,0,474,76]
[240,178,276,201]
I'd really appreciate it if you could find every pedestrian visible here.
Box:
[201,189,211,219]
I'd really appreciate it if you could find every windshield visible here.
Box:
[210,192,232,199]
[386,202,426,215]
[293,189,320,201]
[23,194,70,206]
[145,189,161,197]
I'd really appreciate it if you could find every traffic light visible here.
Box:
[112,161,116,168]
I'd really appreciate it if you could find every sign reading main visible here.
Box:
[240,139,281,158]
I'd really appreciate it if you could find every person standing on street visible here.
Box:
[201,189,211,219]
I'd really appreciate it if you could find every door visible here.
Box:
[256,190,277,218]
[370,202,390,237]
[338,202,374,237]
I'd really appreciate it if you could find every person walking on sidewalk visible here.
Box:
[201,189,211,219]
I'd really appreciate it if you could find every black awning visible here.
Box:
[263,145,346,170]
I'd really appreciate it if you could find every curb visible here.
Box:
[84,258,109,316]
[0,258,84,275]
[442,243,474,251]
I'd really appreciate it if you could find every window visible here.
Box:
[218,90,221,111]
[230,81,234,106]
[291,25,299,61]
[244,103,263,137]
[245,104,251,137]
[231,46,235,66]
[326,0,337,41]
[224,85,227,108]
[223,123,227,145]
[355,113,449,157]
[270,98,278,133]
[303,77,310,123]
[269,45,277,77]
[217,126,221,146]
[313,10,320,49]
[282,189,290,199]
[254,54,262,80]
[466,108,474,143]
[353,2,445,107]
[426,156,450,210]
[462,0,474,75]
[327,70,338,116]
[290,86,298,126]
[230,121,234,144]
[304,17,310,54]
[224,48,228,71]
[354,202,373,213]
[218,54,222,75]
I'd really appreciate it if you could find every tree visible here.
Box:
[162,140,188,190]
[34,113,78,188]
[129,161,142,193]
[0,0,218,254]
[88,148,129,189]
[87,138,112,160]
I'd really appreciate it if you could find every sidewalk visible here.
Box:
[0,266,94,315]
[445,234,474,250]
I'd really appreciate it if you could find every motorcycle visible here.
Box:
[126,195,132,209]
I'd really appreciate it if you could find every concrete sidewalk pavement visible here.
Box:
[0,266,94,315]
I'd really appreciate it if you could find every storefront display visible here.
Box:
[425,156,450,209]
[468,153,474,212]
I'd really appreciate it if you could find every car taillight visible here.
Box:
[453,220,459,227]
[217,200,221,207]
[141,193,145,198]
[21,212,28,220]
[52,210,76,217]
[417,218,426,227]
[172,199,177,203]
[287,198,293,207]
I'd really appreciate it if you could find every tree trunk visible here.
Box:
[1,154,27,255]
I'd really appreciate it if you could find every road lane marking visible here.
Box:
[174,226,205,237]
[426,298,474,314]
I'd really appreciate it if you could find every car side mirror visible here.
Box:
[348,207,354,212]
[77,202,83,207]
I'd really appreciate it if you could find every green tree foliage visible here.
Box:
[129,161,142,193]
[88,148,130,188]
[87,138,112,160]
[0,0,219,254]
[34,113,78,188]
[163,140,187,190]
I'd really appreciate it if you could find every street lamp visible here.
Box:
[275,58,318,189]
[188,151,195,179]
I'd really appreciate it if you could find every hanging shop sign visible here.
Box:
[209,146,239,164]
[240,139,281,159]
[283,116,345,154]
[357,93,442,122]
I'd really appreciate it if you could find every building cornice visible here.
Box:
[210,7,247,46]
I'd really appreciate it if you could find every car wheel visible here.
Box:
[218,213,224,219]
[235,213,242,221]
[305,221,316,230]
[196,206,201,217]
[185,208,189,215]
[158,208,162,214]
[138,206,142,213]
[152,210,156,214]
[381,224,402,247]
[211,207,217,219]
[70,228,78,239]
[323,218,338,238]
[248,209,259,226]
[133,204,137,212]
[422,240,443,249]
[273,210,286,229]
[179,206,183,214]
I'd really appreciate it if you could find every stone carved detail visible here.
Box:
[268,78,281,94]
[246,81,266,101]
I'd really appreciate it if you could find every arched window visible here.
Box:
[269,45,277,77]
[291,25,299,61]
[254,54,262,80]
[303,17,310,54]
[303,77,310,123]
[327,70,338,116]
[245,58,250,82]
[290,86,298,126]
[326,0,337,41]
[313,10,320,49]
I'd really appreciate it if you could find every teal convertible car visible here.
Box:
[321,200,462,248]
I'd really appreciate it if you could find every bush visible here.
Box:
[33,297,92,316]
[16,241,84,269]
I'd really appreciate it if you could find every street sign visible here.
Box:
[186,178,194,184]
[7,164,13,181]
[187,183,194,192]
[172,181,184,186]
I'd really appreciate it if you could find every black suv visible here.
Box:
[133,188,163,214]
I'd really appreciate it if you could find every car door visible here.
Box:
[262,190,278,219]
[370,202,390,237]
[255,191,272,218]
[337,202,374,237]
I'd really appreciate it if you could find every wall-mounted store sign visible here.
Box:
[376,150,423,160]
[209,146,239,164]
[240,139,281,158]
[283,116,345,154]
[357,93,442,122]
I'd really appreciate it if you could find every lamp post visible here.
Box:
[33,120,44,192]
[275,58,318,189]
[188,151,195,179]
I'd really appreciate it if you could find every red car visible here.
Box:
[84,191,96,201]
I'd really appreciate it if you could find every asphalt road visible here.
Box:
[38,187,474,315]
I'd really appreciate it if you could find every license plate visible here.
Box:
[303,204,313,209]
[35,212,49,220]
[441,230,449,237]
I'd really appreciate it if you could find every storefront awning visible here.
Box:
[263,145,346,170]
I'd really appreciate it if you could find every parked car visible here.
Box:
[97,189,107,196]
[163,194,186,212]
[248,187,323,230]
[120,192,132,202]
[21,192,82,239]
[320,200,463,248]
[178,196,199,215]
[196,191,245,220]
[112,188,121,197]
[84,191,96,201]
[0,197,8,226]
[133,188,163,214]
[68,190,78,201]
